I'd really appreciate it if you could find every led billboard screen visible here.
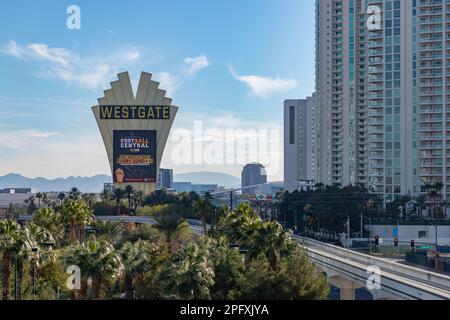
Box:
[113,130,157,183]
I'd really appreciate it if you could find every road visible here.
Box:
[18,214,206,236]
[297,236,450,299]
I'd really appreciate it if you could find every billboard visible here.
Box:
[113,130,157,183]
[92,72,179,194]
[99,106,171,120]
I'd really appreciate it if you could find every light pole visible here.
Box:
[14,251,18,301]
[369,217,372,255]
[346,216,350,256]
[397,219,400,262]
[31,247,38,300]
[360,214,374,255]
[420,217,439,272]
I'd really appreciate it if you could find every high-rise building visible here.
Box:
[241,163,267,195]
[284,95,316,192]
[156,168,173,190]
[314,0,447,203]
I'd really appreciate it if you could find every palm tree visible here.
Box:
[124,185,135,210]
[64,240,123,300]
[0,220,35,300]
[131,191,144,213]
[60,201,94,243]
[220,204,262,245]
[251,220,291,270]
[159,243,214,300]
[112,188,126,216]
[32,207,62,241]
[24,196,37,215]
[99,189,111,202]
[195,195,213,235]
[152,211,191,252]
[119,241,154,299]
[57,192,66,204]
[91,221,124,243]
[41,192,49,207]
[35,192,43,208]
[82,193,97,207]
[69,187,81,200]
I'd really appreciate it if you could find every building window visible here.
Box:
[289,106,295,144]
[418,231,427,239]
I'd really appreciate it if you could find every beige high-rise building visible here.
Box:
[284,95,316,192]
[315,0,450,203]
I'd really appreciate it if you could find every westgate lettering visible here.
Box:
[100,106,171,120]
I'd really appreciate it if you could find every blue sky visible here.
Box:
[0,0,315,181]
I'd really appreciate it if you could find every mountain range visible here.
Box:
[174,172,240,188]
[0,172,241,193]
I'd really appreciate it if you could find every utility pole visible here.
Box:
[360,213,363,239]
[369,217,372,255]
[397,219,400,262]
[229,191,233,210]
[14,253,17,300]
[435,223,439,272]
[346,216,350,253]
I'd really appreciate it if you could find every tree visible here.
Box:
[41,192,49,208]
[0,220,35,300]
[69,187,81,200]
[112,188,126,216]
[82,193,97,207]
[250,220,292,270]
[16,223,53,300]
[144,189,177,206]
[219,204,292,269]
[131,190,144,213]
[195,194,214,235]
[228,248,329,300]
[99,189,111,203]
[36,192,43,208]
[32,208,63,242]
[124,185,134,210]
[60,200,94,243]
[151,205,191,251]
[158,243,214,300]
[25,196,37,215]
[91,221,124,243]
[57,192,66,204]
[64,240,123,300]
[219,204,262,248]
[206,237,245,299]
[119,241,155,299]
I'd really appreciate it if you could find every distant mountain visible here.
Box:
[0,171,241,193]
[174,172,240,188]
[0,173,111,193]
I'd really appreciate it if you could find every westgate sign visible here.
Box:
[92,71,178,194]
[99,105,171,120]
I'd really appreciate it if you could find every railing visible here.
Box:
[296,236,450,292]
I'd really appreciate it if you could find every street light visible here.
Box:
[31,247,38,300]
[361,214,373,255]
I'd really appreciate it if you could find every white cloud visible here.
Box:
[153,55,210,96]
[1,40,141,90]
[26,130,61,138]
[230,67,298,98]
[0,129,108,178]
[0,113,283,181]
[153,72,182,97]
[183,55,210,76]
[163,112,283,181]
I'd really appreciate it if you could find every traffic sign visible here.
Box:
[393,227,398,238]
[416,245,433,250]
